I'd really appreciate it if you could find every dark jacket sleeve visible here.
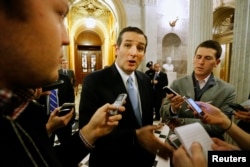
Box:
[54,132,91,167]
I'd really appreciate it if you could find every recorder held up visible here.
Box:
[109,93,127,115]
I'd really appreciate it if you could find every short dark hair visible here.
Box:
[194,40,222,59]
[116,26,148,52]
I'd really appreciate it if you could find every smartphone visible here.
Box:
[167,134,181,149]
[184,97,204,116]
[42,80,64,91]
[229,103,248,112]
[59,103,75,116]
[162,86,179,96]
[109,93,127,115]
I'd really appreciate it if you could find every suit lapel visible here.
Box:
[185,75,196,98]
[110,64,127,93]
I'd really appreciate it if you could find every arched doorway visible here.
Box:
[67,0,127,87]
[75,30,102,85]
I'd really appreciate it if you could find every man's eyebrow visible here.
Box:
[123,39,133,43]
[123,40,146,46]
[138,42,146,46]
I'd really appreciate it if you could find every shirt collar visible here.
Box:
[115,63,136,85]
[0,88,34,120]
[195,74,211,83]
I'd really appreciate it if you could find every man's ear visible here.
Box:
[114,44,118,53]
[215,59,221,67]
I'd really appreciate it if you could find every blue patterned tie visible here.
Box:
[49,89,58,112]
[127,77,142,126]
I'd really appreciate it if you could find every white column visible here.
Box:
[229,0,250,102]
[187,0,213,73]
[141,0,158,70]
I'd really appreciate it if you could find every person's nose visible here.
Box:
[62,25,69,46]
[129,46,138,56]
[198,57,205,64]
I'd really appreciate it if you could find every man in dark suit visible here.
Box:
[59,59,76,86]
[51,73,75,144]
[79,26,173,167]
[38,73,75,145]
[152,63,168,120]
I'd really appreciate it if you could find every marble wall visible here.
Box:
[121,0,236,81]
[122,0,190,78]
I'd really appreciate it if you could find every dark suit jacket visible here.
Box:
[153,71,168,98]
[0,101,90,167]
[57,74,75,106]
[79,64,155,167]
[54,74,75,144]
[37,74,75,145]
[59,69,76,86]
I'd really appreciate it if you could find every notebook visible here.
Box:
[174,122,214,159]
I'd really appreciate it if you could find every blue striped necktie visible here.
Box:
[127,77,142,126]
[49,89,58,112]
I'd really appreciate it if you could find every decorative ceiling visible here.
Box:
[68,0,112,28]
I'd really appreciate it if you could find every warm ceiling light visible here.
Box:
[86,18,96,28]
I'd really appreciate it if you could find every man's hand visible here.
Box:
[80,103,125,145]
[172,142,207,167]
[211,138,240,151]
[46,107,75,135]
[167,94,185,112]
[136,125,174,160]
[234,111,250,122]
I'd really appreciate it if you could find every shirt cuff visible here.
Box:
[79,131,95,150]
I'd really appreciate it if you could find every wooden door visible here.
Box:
[75,46,102,86]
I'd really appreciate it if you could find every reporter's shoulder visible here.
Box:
[216,77,235,89]
[171,75,189,85]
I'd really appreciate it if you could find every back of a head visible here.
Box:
[116,26,148,52]
[195,40,222,59]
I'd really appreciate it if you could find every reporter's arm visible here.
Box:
[79,103,124,146]
[199,102,250,150]
[223,122,250,149]
[54,103,125,166]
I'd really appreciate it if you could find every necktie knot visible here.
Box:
[127,76,134,86]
